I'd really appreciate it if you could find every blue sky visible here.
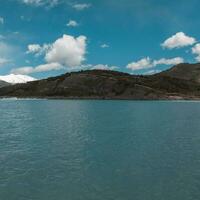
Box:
[0,0,200,79]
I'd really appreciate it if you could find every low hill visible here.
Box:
[0,63,200,100]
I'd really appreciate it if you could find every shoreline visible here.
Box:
[1,95,200,101]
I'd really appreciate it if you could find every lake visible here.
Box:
[0,99,200,200]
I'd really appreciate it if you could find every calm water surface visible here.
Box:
[1,100,200,200]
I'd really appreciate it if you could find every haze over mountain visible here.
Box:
[0,63,200,100]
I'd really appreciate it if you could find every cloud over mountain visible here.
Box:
[127,57,152,71]
[127,57,184,71]
[11,63,62,75]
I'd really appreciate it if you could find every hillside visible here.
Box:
[159,63,200,83]
[0,81,10,88]
[0,63,200,100]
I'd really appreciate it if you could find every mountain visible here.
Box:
[0,63,200,100]
[0,74,36,84]
[159,63,200,83]
[0,80,10,88]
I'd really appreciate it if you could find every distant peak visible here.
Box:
[0,74,37,84]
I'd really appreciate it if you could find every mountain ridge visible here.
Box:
[0,63,200,100]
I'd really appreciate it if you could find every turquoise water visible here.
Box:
[1,100,200,200]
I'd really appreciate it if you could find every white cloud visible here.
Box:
[17,33,87,74]
[27,34,87,62]
[72,3,91,11]
[0,17,4,24]
[91,64,118,70]
[11,62,63,75]
[45,34,87,67]
[192,43,200,62]
[67,20,79,27]
[127,57,184,71]
[101,44,109,48]
[153,57,184,66]
[127,57,153,71]
[27,44,42,53]
[161,32,196,49]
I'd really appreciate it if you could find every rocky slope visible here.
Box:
[0,63,200,100]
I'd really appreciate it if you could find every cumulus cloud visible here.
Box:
[161,32,196,49]
[45,34,87,67]
[14,34,87,75]
[127,57,184,71]
[101,44,109,48]
[153,57,184,66]
[127,57,153,71]
[11,62,63,75]
[72,3,91,11]
[0,17,4,24]
[67,20,79,27]
[192,43,200,62]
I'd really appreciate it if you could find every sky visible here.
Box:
[0,0,200,79]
